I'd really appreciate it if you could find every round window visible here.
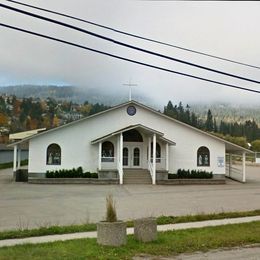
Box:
[127,105,136,116]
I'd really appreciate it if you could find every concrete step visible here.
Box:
[124,179,152,184]
[124,181,152,184]
[124,171,150,174]
[123,170,152,184]
[124,173,150,176]
[124,174,151,178]
[124,170,150,173]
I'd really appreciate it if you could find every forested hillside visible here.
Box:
[0,85,150,105]
[191,103,260,125]
[164,101,260,151]
[0,94,110,142]
[1,89,260,151]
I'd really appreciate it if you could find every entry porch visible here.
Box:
[91,124,175,184]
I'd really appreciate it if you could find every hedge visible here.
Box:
[168,169,213,179]
[46,167,98,178]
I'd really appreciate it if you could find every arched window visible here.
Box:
[133,147,140,166]
[123,129,143,142]
[123,147,128,166]
[151,142,161,163]
[102,141,114,162]
[197,146,210,166]
[47,144,61,165]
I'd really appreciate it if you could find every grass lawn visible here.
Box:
[0,209,259,241]
[0,221,259,259]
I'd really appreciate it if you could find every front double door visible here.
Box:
[123,144,142,168]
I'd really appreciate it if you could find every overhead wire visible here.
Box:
[5,0,260,70]
[0,2,260,85]
[1,22,260,94]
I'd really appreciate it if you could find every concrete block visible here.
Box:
[97,221,127,246]
[134,217,157,242]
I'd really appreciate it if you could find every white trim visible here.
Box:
[98,142,102,171]
[166,143,169,172]
[9,128,46,140]
[117,135,120,170]
[119,133,123,184]
[159,136,176,146]
[148,137,151,164]
[17,147,21,169]
[91,124,165,144]
[152,134,156,185]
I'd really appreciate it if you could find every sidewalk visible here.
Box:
[0,215,260,248]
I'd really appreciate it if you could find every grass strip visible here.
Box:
[0,209,259,241]
[156,209,260,225]
[0,221,259,259]
[0,223,96,241]
[0,160,28,170]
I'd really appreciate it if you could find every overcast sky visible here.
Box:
[0,0,260,105]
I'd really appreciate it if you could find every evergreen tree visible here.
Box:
[184,104,191,124]
[190,112,198,127]
[164,101,178,119]
[177,102,185,121]
[213,118,218,132]
[205,109,214,131]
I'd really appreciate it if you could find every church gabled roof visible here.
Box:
[91,124,176,145]
[8,100,252,153]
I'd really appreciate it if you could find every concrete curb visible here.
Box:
[28,178,119,184]
[0,216,260,248]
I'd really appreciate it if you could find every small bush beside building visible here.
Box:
[46,167,98,178]
[168,169,213,179]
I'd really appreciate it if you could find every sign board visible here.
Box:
[217,156,225,167]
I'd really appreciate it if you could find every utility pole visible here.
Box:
[123,80,138,101]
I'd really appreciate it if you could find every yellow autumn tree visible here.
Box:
[80,103,91,116]
[52,115,60,127]
[0,113,8,126]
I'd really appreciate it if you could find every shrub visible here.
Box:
[91,172,98,178]
[83,172,91,178]
[169,169,213,179]
[45,167,98,178]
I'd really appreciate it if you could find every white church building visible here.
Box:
[10,100,251,184]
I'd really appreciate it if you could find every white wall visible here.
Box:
[29,103,225,175]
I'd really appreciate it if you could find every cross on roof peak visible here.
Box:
[123,80,138,101]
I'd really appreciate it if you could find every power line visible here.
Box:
[6,0,260,70]
[1,22,260,95]
[1,3,260,85]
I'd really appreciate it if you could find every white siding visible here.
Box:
[29,103,225,175]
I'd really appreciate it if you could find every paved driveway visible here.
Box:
[0,166,259,231]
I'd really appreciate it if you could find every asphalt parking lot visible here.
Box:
[0,166,259,231]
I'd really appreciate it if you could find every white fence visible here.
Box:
[255,152,260,164]
[226,164,244,182]
[225,154,245,182]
